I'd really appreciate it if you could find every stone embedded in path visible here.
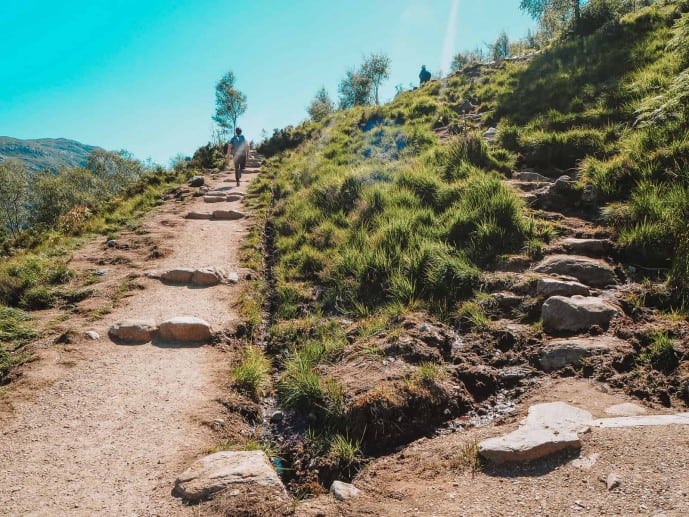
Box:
[539,336,627,371]
[604,403,648,417]
[108,319,158,343]
[161,268,195,283]
[174,450,286,502]
[212,209,246,220]
[203,195,227,203]
[561,238,610,257]
[189,176,205,187]
[542,295,620,333]
[479,402,592,464]
[227,272,240,284]
[330,481,361,501]
[226,194,244,202]
[533,255,617,287]
[591,413,689,428]
[536,277,590,298]
[186,211,213,220]
[191,268,224,286]
[84,330,100,340]
[158,316,212,343]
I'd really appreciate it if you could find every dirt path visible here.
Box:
[0,166,257,516]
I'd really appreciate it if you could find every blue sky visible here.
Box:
[1,1,534,164]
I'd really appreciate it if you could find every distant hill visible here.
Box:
[0,137,99,172]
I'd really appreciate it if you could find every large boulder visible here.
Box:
[174,450,286,502]
[539,336,628,371]
[108,319,158,343]
[533,255,617,287]
[161,268,195,284]
[479,402,592,464]
[542,296,620,333]
[536,278,590,298]
[158,316,212,342]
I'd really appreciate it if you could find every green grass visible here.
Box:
[231,346,272,399]
[637,332,679,373]
[0,306,37,380]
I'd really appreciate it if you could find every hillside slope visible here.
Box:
[0,136,98,171]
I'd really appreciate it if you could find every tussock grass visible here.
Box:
[232,346,272,399]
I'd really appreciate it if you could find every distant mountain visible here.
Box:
[0,137,99,172]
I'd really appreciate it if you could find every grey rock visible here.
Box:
[539,336,627,371]
[606,472,622,491]
[604,403,647,417]
[105,239,118,248]
[542,295,620,333]
[191,268,223,286]
[108,320,158,343]
[158,316,212,343]
[561,238,609,257]
[185,212,213,220]
[534,255,617,287]
[514,171,552,183]
[84,330,100,340]
[161,268,195,283]
[330,481,361,501]
[174,450,285,502]
[189,176,205,187]
[203,195,227,203]
[94,268,111,276]
[227,272,240,284]
[270,410,284,424]
[537,277,590,298]
[212,210,246,220]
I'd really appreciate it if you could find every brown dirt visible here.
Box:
[0,168,258,516]
[296,378,689,516]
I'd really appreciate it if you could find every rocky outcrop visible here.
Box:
[174,450,286,502]
[534,255,617,287]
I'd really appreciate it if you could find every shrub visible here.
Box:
[231,346,272,399]
[520,129,606,170]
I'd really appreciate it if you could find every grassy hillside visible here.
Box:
[0,137,98,172]
[238,0,689,492]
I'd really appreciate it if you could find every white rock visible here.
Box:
[330,481,361,501]
[479,403,592,464]
[84,330,100,340]
[606,472,622,491]
[227,272,240,284]
[592,413,689,428]
[604,403,648,417]
[174,450,285,501]
[158,317,212,343]
[108,320,158,343]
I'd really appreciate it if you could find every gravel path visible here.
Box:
[0,168,253,516]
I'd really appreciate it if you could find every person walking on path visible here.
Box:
[227,127,248,186]
[419,65,431,85]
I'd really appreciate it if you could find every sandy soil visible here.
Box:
[0,168,256,516]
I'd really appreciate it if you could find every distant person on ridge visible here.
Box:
[419,65,431,85]
[227,127,248,186]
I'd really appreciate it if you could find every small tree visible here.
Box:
[338,69,373,109]
[0,159,29,237]
[212,71,248,136]
[520,0,582,36]
[361,53,391,105]
[307,87,335,121]
[492,31,510,62]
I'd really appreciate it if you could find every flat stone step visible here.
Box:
[509,179,553,192]
[556,238,611,257]
[186,212,213,220]
[542,295,621,333]
[158,316,212,343]
[203,195,227,203]
[539,336,629,371]
[533,255,617,287]
[513,171,554,183]
[536,277,590,298]
[212,210,246,220]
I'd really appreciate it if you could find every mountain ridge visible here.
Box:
[0,136,99,172]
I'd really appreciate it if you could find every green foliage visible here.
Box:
[0,306,36,380]
[212,70,248,134]
[231,346,272,399]
[0,159,29,237]
[637,332,679,372]
[307,87,335,122]
[329,434,362,465]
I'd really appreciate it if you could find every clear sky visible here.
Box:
[1,1,534,165]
